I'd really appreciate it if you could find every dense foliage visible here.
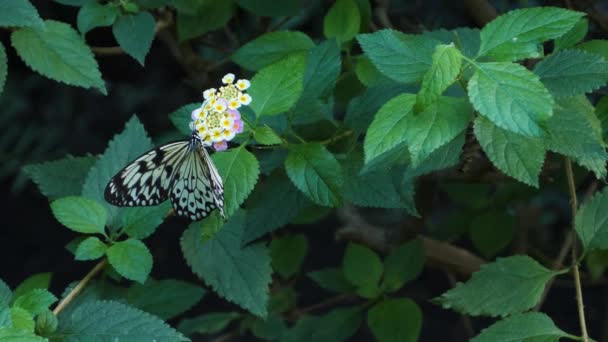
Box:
[3,0,608,341]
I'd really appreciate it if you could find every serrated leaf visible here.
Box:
[178,312,240,335]
[270,234,308,279]
[355,56,395,87]
[478,7,584,60]
[50,196,107,235]
[367,298,422,342]
[82,116,153,229]
[23,155,96,199]
[0,1,44,29]
[235,0,300,16]
[0,41,7,95]
[343,243,382,297]
[357,30,437,84]
[281,307,362,342]
[469,210,515,259]
[77,2,120,36]
[50,300,188,341]
[75,236,107,261]
[403,132,464,180]
[285,142,343,207]
[308,268,354,293]
[176,0,234,42]
[471,312,572,342]
[576,39,608,60]
[323,0,360,44]
[212,147,259,218]
[251,314,287,340]
[423,27,481,59]
[249,53,306,116]
[119,201,171,239]
[12,273,51,303]
[382,239,425,292]
[468,62,553,137]
[168,102,199,135]
[11,20,106,94]
[112,12,155,66]
[474,116,545,187]
[12,289,57,316]
[0,279,11,307]
[0,330,45,342]
[253,126,282,145]
[417,44,462,108]
[534,49,608,98]
[232,31,313,71]
[10,307,34,333]
[575,188,608,253]
[107,239,153,284]
[181,212,271,317]
[0,307,11,329]
[127,279,205,320]
[435,255,564,317]
[555,18,588,51]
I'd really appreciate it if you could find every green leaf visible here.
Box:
[468,62,553,137]
[270,234,308,279]
[555,18,588,51]
[74,236,107,261]
[308,268,354,293]
[478,7,584,60]
[0,1,44,29]
[469,210,515,259]
[249,53,306,116]
[126,279,206,320]
[35,310,58,336]
[77,2,120,36]
[0,279,11,307]
[281,307,362,342]
[355,56,395,87]
[254,126,282,145]
[0,330,45,342]
[181,212,271,317]
[343,243,382,297]
[232,31,314,71]
[474,116,545,187]
[50,196,107,235]
[212,147,260,218]
[435,255,564,317]
[357,29,436,84]
[576,39,608,60]
[12,273,51,303]
[367,298,422,342]
[403,133,464,180]
[323,0,360,44]
[168,102,199,135]
[54,0,94,6]
[178,312,240,335]
[50,300,188,341]
[423,27,481,59]
[575,188,608,253]
[417,43,462,108]
[119,201,171,239]
[534,49,608,98]
[107,239,153,284]
[0,41,7,95]
[176,0,234,42]
[471,312,572,342]
[381,239,425,292]
[82,116,153,229]
[0,307,11,328]
[251,315,288,340]
[235,0,300,16]
[112,12,155,66]
[10,307,34,333]
[11,20,106,94]
[12,289,57,316]
[285,142,343,207]
[22,155,96,199]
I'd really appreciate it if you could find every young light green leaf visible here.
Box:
[232,31,314,71]
[11,273,51,303]
[10,307,34,333]
[270,234,308,279]
[478,7,584,60]
[249,53,306,116]
[235,0,300,16]
[468,62,553,137]
[0,330,46,341]
[12,289,57,316]
[323,0,360,44]
[357,30,437,84]
[177,312,240,335]
[112,12,155,66]
[435,255,564,317]
[77,2,120,36]
[126,279,206,320]
[469,210,515,259]
[281,307,362,342]
[11,21,106,94]
[0,1,44,29]
[575,188,608,253]
[176,0,234,42]
[474,116,545,187]
[368,298,422,342]
[50,196,107,235]
[253,126,282,145]
[471,312,572,342]
[75,236,107,261]
[119,201,171,239]
[22,155,96,199]
[50,300,188,341]
[285,142,343,207]
[343,243,383,298]
[308,268,354,293]
[417,44,462,108]
[82,116,153,229]
[534,49,608,98]
[107,239,153,284]
[181,212,271,317]
[555,18,588,51]
[382,239,425,292]
[168,102,199,135]
[212,147,260,218]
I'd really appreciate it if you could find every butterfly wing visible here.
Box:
[104,141,190,207]
[170,144,224,220]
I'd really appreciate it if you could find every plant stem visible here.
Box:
[52,258,107,316]
[564,157,589,342]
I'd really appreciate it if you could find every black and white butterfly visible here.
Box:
[104,131,224,220]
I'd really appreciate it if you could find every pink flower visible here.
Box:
[227,109,241,120]
[213,140,228,151]
[233,119,244,134]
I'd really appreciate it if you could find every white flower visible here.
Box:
[191,108,203,120]
[235,79,250,90]
[238,93,252,105]
[222,73,235,84]
[203,88,216,100]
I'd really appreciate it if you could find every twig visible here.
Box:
[294,293,352,317]
[212,331,239,342]
[52,259,107,315]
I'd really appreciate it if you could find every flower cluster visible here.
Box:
[190,73,252,151]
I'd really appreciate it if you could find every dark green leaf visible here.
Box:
[77,2,120,36]
[169,103,199,135]
[22,155,96,199]
[178,312,240,335]
[308,268,354,293]
[107,239,153,284]
[176,0,234,42]
[232,31,313,71]
[281,307,362,342]
[469,210,515,259]
[343,243,382,298]
[212,147,260,217]
[368,298,422,342]
[75,236,107,261]
[0,41,6,95]
[112,12,155,66]
[554,18,588,51]
[0,1,44,28]
[0,279,11,307]
[235,0,301,16]
[50,196,107,235]
[127,279,206,320]
[471,312,572,342]
[575,188,608,253]
[270,234,308,279]
[382,239,425,292]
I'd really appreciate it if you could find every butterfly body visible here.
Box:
[104,132,224,221]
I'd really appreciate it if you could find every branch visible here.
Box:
[52,258,107,315]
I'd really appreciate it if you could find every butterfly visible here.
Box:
[104,131,224,221]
